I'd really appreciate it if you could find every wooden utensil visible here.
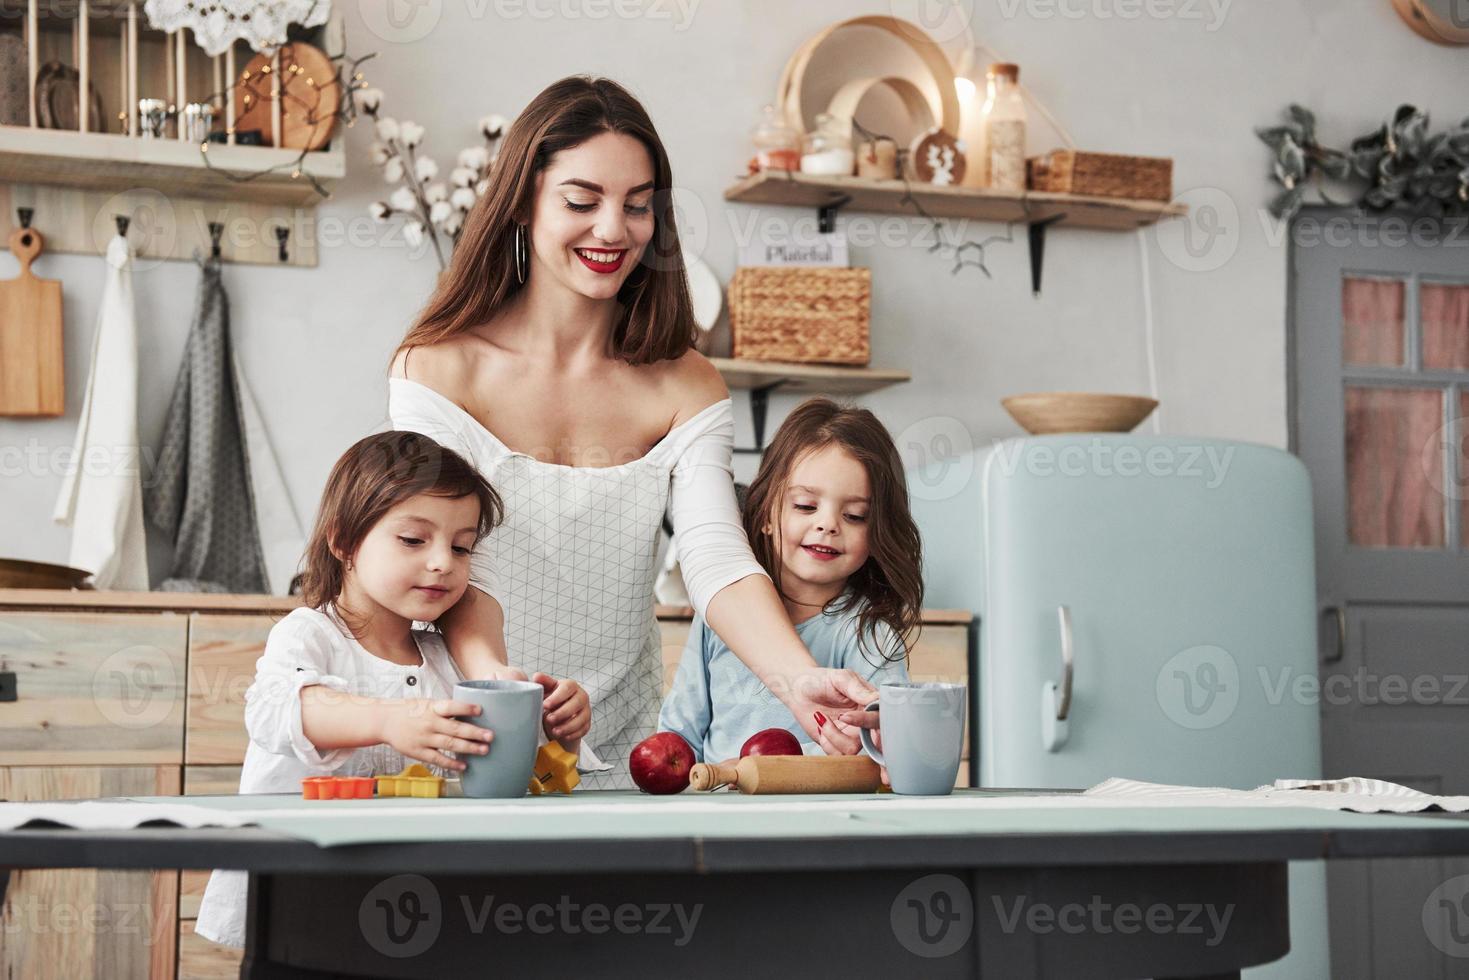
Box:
[0,223,64,416]
[688,755,883,794]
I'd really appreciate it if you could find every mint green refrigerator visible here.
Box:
[911,433,1329,980]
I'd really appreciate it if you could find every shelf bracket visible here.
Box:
[818,194,852,234]
[733,381,787,455]
[1027,213,1067,296]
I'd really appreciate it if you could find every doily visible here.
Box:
[143,1,332,56]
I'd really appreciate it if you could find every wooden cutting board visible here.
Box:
[0,224,63,416]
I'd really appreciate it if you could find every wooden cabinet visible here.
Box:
[178,766,244,980]
[0,611,187,766]
[0,766,180,979]
[185,615,276,766]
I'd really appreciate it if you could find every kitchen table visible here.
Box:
[4,788,1469,978]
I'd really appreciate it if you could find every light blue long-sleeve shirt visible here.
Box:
[657,598,911,763]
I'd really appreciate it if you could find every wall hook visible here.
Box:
[115,214,130,238]
[16,208,33,229]
[274,225,289,263]
[208,221,224,259]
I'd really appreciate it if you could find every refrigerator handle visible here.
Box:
[1320,605,1347,664]
[1055,604,1074,721]
[1041,605,1074,752]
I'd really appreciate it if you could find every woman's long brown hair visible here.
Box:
[298,432,504,629]
[395,75,697,367]
[742,398,924,668]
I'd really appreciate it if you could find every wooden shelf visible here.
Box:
[710,357,910,395]
[0,127,342,207]
[724,170,1186,230]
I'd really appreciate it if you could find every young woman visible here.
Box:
[388,75,880,786]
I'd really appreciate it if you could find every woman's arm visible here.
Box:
[437,585,524,681]
[703,576,874,754]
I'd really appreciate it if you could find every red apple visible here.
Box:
[740,727,803,758]
[629,732,696,794]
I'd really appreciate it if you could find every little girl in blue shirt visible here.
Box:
[658,397,924,762]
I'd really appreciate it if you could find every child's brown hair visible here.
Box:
[298,431,503,613]
[741,398,924,666]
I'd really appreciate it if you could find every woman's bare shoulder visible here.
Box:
[392,334,503,398]
[659,349,729,424]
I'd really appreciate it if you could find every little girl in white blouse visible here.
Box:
[194,431,593,947]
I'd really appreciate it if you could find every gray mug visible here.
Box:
[858,682,966,796]
[454,679,543,798]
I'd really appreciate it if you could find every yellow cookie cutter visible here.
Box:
[375,763,446,798]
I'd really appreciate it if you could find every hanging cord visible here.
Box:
[1136,228,1163,434]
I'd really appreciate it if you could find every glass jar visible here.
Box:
[982,63,1027,192]
[750,104,801,172]
[800,112,855,177]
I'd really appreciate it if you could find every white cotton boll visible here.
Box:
[369,201,391,222]
[479,114,508,140]
[415,156,439,182]
[458,146,490,171]
[425,182,448,203]
[443,211,464,236]
[451,187,477,211]
[404,220,425,248]
[399,121,425,148]
[450,166,476,188]
[369,141,390,165]
[389,186,417,212]
[383,157,404,183]
[475,179,489,196]
[353,87,383,113]
[374,117,399,141]
[430,200,453,225]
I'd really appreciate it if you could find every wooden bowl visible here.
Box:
[0,558,94,590]
[1001,392,1159,435]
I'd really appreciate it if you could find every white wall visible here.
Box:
[2,0,1465,596]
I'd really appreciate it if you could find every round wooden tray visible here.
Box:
[0,558,94,590]
[234,42,341,150]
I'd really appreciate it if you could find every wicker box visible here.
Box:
[1027,150,1173,202]
[728,267,871,366]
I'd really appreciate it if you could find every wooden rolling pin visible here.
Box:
[688,755,882,794]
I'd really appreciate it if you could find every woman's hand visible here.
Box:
[378,698,494,772]
[776,668,879,755]
[533,672,590,749]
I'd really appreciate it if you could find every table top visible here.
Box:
[7,789,1469,876]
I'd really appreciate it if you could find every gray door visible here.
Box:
[1290,208,1469,978]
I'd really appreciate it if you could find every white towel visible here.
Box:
[233,356,304,595]
[51,234,148,590]
[1086,776,1469,813]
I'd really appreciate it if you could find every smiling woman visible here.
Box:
[388,76,884,788]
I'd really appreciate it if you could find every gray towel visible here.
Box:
[144,256,269,593]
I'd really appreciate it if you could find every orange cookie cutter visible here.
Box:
[301,776,374,800]
[527,742,580,795]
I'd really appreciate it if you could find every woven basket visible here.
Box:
[729,267,871,366]
[1027,150,1173,202]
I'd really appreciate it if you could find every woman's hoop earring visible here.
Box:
[514,224,528,284]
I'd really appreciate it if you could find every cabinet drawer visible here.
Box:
[0,766,180,979]
[178,920,243,979]
[186,614,277,765]
[180,766,243,920]
[0,612,187,765]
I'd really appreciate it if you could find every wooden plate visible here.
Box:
[34,62,106,132]
[0,558,94,589]
[1001,392,1159,435]
[233,42,341,150]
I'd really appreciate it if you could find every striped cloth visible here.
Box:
[1085,777,1469,814]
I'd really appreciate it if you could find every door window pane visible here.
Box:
[1342,277,1406,367]
[1422,282,1469,371]
[1345,386,1444,548]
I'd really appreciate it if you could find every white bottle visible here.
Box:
[982,63,1027,192]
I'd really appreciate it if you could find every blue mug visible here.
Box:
[859,682,966,796]
[454,679,543,798]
